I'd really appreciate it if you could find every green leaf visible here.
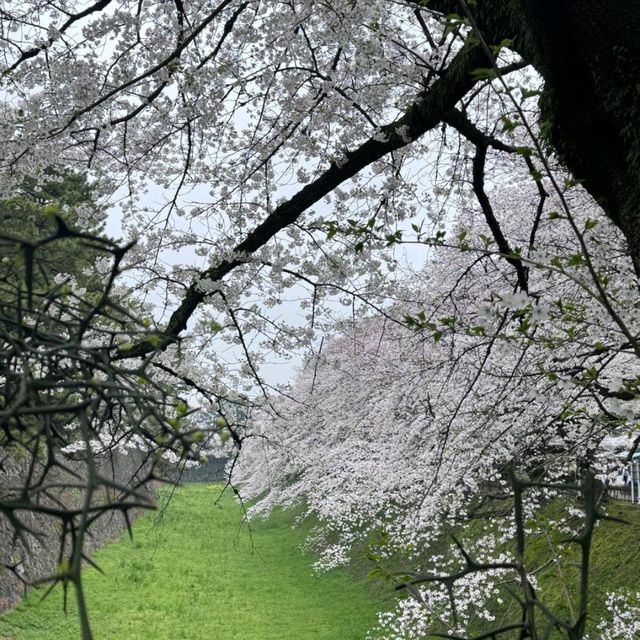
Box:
[384,230,403,246]
[442,13,465,35]
[490,38,514,55]
[515,146,534,158]
[145,334,163,347]
[176,400,188,415]
[583,367,599,381]
[501,115,519,133]
[567,252,585,267]
[520,88,541,100]
[470,67,497,81]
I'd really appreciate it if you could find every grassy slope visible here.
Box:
[0,484,392,640]
[455,497,640,637]
[1,486,638,639]
[533,499,640,630]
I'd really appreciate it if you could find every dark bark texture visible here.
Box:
[423,0,640,271]
[515,0,640,273]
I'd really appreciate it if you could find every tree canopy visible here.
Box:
[1,1,640,638]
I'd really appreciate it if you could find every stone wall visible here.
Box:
[0,451,154,613]
[172,457,227,483]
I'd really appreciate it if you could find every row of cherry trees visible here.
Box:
[232,173,640,636]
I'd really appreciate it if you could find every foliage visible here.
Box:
[363,488,640,639]
[0,169,103,234]
[0,223,204,639]
[0,1,639,637]
[0,169,106,294]
[0,484,389,640]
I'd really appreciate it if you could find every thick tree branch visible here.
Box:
[442,108,529,290]
[410,0,640,273]
[125,42,491,357]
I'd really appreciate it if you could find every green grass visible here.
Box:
[525,498,640,629]
[452,497,640,637]
[0,484,391,640]
[4,486,637,640]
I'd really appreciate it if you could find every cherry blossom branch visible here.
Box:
[2,0,115,75]
[125,40,493,358]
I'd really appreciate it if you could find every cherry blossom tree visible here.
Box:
[1,1,640,637]
[233,173,640,635]
[1,1,637,366]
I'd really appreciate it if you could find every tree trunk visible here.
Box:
[516,0,640,273]
[418,0,640,271]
